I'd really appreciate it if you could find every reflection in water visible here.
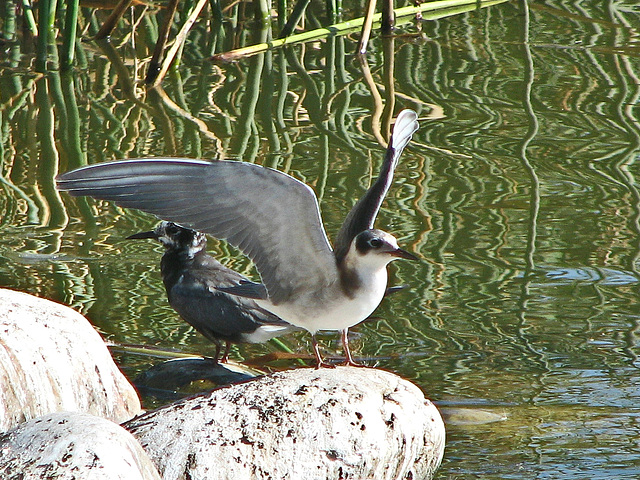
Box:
[2,1,640,478]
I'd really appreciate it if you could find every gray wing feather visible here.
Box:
[334,110,419,263]
[57,159,337,303]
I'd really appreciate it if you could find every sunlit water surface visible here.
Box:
[2,1,640,478]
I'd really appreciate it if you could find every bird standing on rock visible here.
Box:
[127,221,296,363]
[56,109,420,368]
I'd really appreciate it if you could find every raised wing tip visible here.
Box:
[392,109,419,146]
[396,109,418,122]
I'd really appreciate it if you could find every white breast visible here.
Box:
[257,268,388,334]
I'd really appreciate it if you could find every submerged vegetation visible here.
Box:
[2,0,506,82]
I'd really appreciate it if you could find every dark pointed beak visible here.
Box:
[391,247,419,261]
[125,230,158,240]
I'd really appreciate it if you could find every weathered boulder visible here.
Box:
[126,366,445,480]
[0,289,141,433]
[0,411,161,479]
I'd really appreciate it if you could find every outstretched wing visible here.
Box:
[57,159,338,304]
[334,109,419,263]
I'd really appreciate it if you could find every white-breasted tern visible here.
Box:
[56,109,420,368]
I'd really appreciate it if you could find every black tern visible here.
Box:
[127,221,296,363]
[56,109,419,368]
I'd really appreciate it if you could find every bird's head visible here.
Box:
[126,221,207,256]
[350,229,418,269]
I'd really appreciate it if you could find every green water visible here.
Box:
[2,1,640,478]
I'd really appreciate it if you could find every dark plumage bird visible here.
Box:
[57,110,419,368]
[127,221,295,363]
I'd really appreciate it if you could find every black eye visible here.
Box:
[166,224,179,235]
[369,238,383,248]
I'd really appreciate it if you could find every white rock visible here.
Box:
[0,289,141,433]
[0,411,161,479]
[127,366,445,480]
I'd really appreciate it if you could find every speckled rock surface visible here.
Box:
[0,289,141,433]
[0,411,161,479]
[126,366,445,480]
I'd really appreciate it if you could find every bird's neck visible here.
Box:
[160,249,206,287]
[338,255,389,300]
